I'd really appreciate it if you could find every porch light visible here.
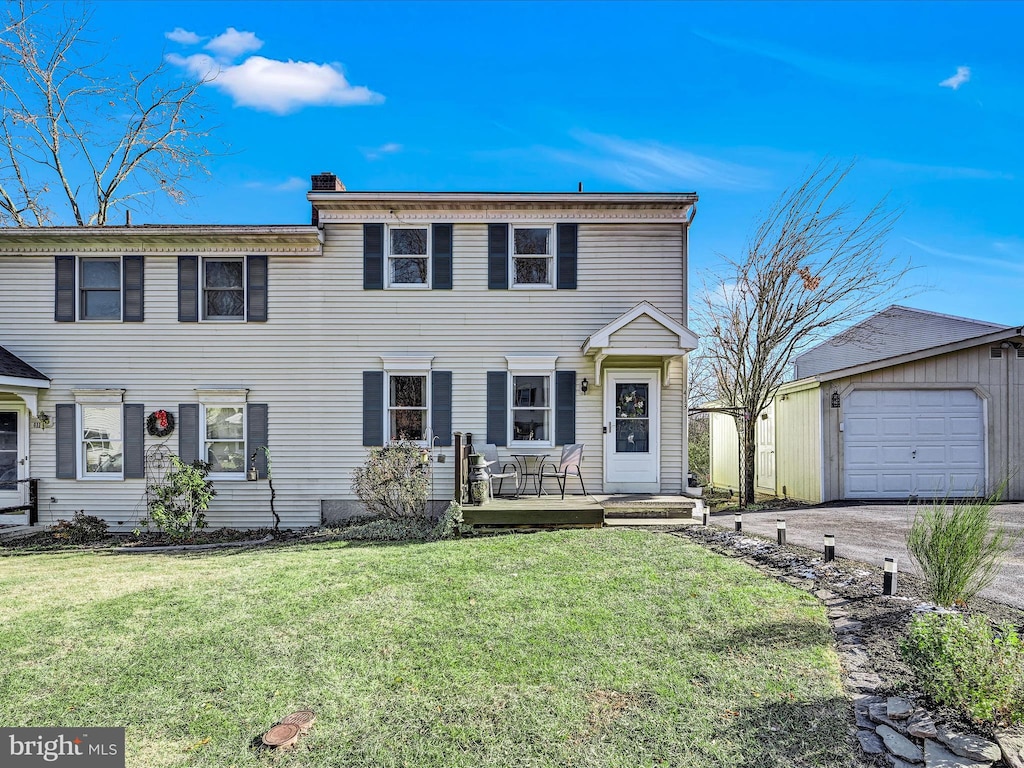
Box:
[247,450,259,482]
[37,412,51,428]
[580,378,589,394]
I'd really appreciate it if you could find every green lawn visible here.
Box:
[0,529,859,767]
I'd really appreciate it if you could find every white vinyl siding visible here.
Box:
[2,218,692,528]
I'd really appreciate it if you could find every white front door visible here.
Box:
[0,406,28,524]
[756,401,776,494]
[604,370,660,493]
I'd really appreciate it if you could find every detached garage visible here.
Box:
[709,306,1024,502]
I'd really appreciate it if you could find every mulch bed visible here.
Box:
[673,521,1024,749]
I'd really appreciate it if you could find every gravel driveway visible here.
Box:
[708,502,1024,610]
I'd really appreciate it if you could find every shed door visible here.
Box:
[756,401,776,494]
[842,389,985,499]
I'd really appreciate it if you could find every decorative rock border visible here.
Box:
[673,526,1021,768]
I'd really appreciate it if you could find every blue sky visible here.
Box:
[86,1,1023,325]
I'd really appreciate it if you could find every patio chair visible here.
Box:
[481,443,519,498]
[538,443,587,499]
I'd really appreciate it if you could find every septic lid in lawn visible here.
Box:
[262,723,301,749]
[281,710,317,732]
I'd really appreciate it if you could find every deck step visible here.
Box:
[602,500,696,519]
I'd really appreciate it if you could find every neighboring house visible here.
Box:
[0,174,699,529]
[709,305,1024,502]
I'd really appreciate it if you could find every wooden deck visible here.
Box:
[461,493,699,530]
[461,494,605,529]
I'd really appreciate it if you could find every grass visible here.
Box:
[0,529,859,767]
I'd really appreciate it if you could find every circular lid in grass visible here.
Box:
[262,723,301,749]
[281,710,317,732]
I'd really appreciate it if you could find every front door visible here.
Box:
[604,370,660,493]
[0,407,28,524]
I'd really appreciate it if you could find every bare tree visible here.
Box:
[0,1,214,226]
[693,160,911,506]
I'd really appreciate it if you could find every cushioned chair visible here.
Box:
[481,443,519,498]
[539,444,587,499]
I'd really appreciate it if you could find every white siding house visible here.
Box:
[0,176,700,530]
[709,306,1024,502]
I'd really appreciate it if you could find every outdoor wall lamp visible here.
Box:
[581,378,589,394]
[36,412,51,428]
[247,450,260,482]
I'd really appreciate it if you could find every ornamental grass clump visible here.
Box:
[906,493,1017,607]
[902,612,1024,725]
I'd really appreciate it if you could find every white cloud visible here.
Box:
[206,27,264,59]
[550,131,769,191]
[939,66,971,90]
[904,237,1024,274]
[168,53,384,114]
[165,27,202,45]
[363,142,403,160]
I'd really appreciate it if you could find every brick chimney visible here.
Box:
[310,172,346,192]
[310,171,345,225]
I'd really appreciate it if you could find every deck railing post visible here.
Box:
[453,432,464,504]
[28,479,38,525]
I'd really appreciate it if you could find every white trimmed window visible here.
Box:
[74,389,125,479]
[388,227,430,287]
[506,355,557,446]
[382,355,434,442]
[203,258,245,320]
[79,257,122,320]
[511,226,553,287]
[197,389,248,478]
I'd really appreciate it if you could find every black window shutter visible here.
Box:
[431,371,452,446]
[247,255,268,322]
[555,370,577,445]
[123,404,145,478]
[488,224,509,290]
[363,224,384,290]
[178,404,200,463]
[178,256,199,322]
[123,255,144,322]
[55,403,76,478]
[486,371,508,446]
[246,403,269,478]
[556,224,578,290]
[55,255,75,322]
[432,223,453,290]
[363,371,384,446]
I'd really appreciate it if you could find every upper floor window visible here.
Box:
[388,227,430,287]
[80,258,122,320]
[203,258,245,320]
[512,226,553,287]
[56,255,144,323]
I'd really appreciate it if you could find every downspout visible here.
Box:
[682,201,697,494]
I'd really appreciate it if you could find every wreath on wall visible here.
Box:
[146,409,176,438]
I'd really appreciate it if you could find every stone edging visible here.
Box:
[112,534,274,554]
[671,525,1023,768]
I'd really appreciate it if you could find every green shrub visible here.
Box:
[429,501,465,541]
[906,494,1017,606]
[330,517,436,542]
[351,441,431,519]
[51,512,109,544]
[902,612,1023,725]
[144,455,216,540]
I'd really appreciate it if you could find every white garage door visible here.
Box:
[843,388,985,499]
